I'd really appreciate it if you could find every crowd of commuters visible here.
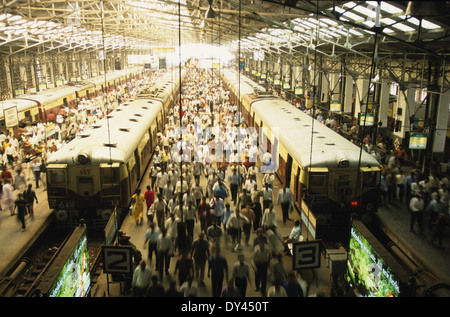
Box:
[131,68,307,297]
[2,65,448,296]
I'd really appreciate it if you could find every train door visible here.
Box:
[100,163,121,201]
[285,154,293,187]
[307,167,329,204]
[134,149,141,178]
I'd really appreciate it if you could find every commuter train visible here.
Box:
[221,68,381,244]
[0,67,144,136]
[45,68,185,230]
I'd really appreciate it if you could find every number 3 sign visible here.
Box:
[292,240,321,270]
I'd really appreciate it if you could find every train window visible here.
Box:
[100,163,120,184]
[362,171,378,187]
[310,174,327,188]
[48,169,66,185]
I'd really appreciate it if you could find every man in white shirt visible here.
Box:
[277,185,294,225]
[409,193,424,232]
[262,204,277,231]
[157,229,173,279]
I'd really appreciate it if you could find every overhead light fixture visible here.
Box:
[205,0,217,20]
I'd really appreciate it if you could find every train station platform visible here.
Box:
[0,181,53,277]
[91,168,334,298]
[0,165,449,297]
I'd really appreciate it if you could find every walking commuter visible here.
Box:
[144,222,161,269]
[208,246,229,297]
[14,193,27,231]
[231,253,251,297]
[154,193,167,230]
[251,195,263,232]
[261,183,273,210]
[226,208,248,246]
[184,200,197,245]
[131,260,152,297]
[31,159,41,188]
[261,204,277,232]
[240,203,255,246]
[146,275,165,297]
[190,232,210,287]
[251,240,271,296]
[409,193,424,232]
[156,229,173,280]
[144,185,155,222]
[131,188,145,225]
[2,180,14,215]
[227,168,241,205]
[23,184,38,218]
[277,184,293,225]
[174,250,194,287]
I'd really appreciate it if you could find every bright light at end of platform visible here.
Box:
[166,44,233,66]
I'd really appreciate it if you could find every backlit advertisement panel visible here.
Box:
[347,224,401,297]
[48,230,91,297]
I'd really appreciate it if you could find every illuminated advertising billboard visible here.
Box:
[48,228,91,297]
[347,223,402,297]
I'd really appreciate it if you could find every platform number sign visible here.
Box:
[292,240,321,270]
[101,245,133,274]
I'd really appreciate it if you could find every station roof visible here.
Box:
[0,1,449,61]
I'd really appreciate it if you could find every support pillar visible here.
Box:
[329,73,340,102]
[432,92,450,161]
[321,72,329,104]
[343,75,353,114]
[355,78,370,115]
[378,79,390,134]
[393,87,416,142]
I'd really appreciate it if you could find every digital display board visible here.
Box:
[48,229,91,297]
[409,133,427,150]
[347,223,401,297]
[359,113,375,126]
[330,101,341,112]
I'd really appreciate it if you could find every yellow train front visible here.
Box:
[222,68,381,245]
[45,69,184,231]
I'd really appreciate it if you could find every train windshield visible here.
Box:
[47,164,67,186]
[308,168,328,189]
[100,163,120,184]
[362,170,379,187]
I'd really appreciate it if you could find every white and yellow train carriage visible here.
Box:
[45,70,182,229]
[0,67,144,138]
[251,98,381,243]
[220,68,272,125]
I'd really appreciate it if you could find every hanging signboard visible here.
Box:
[295,86,303,95]
[330,101,341,112]
[409,133,427,150]
[359,113,375,126]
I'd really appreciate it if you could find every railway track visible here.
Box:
[0,224,105,297]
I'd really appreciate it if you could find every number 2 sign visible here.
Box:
[101,245,133,274]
